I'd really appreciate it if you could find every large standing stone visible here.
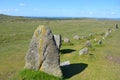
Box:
[53,34,62,50]
[24,25,62,77]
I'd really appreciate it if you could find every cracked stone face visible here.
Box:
[24,25,62,77]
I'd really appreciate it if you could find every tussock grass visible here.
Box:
[15,69,63,80]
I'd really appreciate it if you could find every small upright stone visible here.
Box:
[86,40,92,47]
[60,61,70,66]
[105,31,109,37]
[74,35,80,40]
[64,38,70,43]
[81,36,87,39]
[89,33,93,37]
[54,34,62,50]
[79,47,88,55]
[98,40,102,45]
[94,38,97,41]
[115,24,119,29]
[102,37,105,40]
[108,28,112,33]
[24,25,62,77]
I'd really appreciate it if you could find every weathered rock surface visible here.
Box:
[24,25,62,77]
[54,34,62,50]
[79,47,88,55]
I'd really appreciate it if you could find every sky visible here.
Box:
[0,0,120,18]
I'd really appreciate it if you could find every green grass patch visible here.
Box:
[12,69,64,80]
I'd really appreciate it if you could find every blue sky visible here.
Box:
[0,0,120,18]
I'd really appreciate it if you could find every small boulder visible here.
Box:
[60,61,70,66]
[74,35,80,40]
[89,33,93,37]
[115,24,119,29]
[102,37,105,40]
[105,31,109,37]
[64,38,70,43]
[79,47,88,55]
[94,38,97,41]
[108,28,112,33]
[86,40,92,47]
[81,36,87,39]
[98,40,102,45]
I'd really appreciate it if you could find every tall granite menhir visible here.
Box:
[24,25,62,77]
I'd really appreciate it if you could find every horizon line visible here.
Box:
[1,14,120,20]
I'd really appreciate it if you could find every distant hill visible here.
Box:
[0,14,32,22]
[0,14,23,19]
[0,14,120,21]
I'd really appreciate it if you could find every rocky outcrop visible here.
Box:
[24,25,62,77]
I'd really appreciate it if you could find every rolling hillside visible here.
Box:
[0,14,120,80]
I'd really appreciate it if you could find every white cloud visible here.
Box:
[89,12,93,15]
[19,3,26,6]
[111,12,116,15]
[0,9,19,12]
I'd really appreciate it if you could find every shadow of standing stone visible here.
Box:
[61,63,88,79]
[60,49,76,54]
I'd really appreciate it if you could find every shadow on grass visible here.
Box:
[61,63,88,79]
[60,49,76,54]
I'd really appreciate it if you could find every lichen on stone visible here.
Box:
[24,25,62,77]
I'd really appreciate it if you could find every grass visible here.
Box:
[0,14,120,80]
[11,69,63,80]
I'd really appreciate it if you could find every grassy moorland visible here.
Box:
[0,14,120,80]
